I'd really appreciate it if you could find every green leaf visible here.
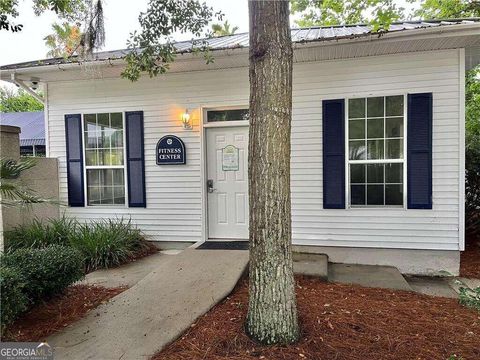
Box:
[0,87,43,112]
[121,0,222,82]
[0,158,59,206]
[291,0,405,27]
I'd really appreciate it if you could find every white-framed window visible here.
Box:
[206,108,249,122]
[346,95,406,207]
[83,113,127,206]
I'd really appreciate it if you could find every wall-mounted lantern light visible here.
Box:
[181,109,192,130]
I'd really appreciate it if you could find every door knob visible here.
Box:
[207,179,215,193]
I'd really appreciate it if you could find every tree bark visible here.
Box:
[246,0,299,345]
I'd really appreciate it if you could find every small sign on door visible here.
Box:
[222,145,239,171]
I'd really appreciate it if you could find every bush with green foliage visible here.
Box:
[0,266,28,332]
[459,286,480,311]
[4,216,77,252]
[0,87,43,112]
[4,217,151,272]
[72,219,150,272]
[0,245,83,331]
[465,66,480,238]
[0,218,150,331]
[1,245,84,304]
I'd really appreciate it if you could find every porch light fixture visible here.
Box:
[181,109,192,130]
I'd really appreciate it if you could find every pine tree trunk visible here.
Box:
[246,0,299,345]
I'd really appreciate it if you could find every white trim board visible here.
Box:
[200,105,249,243]
[458,48,466,251]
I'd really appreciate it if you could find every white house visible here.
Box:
[2,19,479,275]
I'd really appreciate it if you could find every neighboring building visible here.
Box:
[0,111,46,156]
[1,19,479,275]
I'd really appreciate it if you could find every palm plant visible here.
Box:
[211,20,239,36]
[0,158,53,206]
[44,22,83,58]
[43,0,105,59]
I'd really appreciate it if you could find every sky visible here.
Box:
[0,0,250,67]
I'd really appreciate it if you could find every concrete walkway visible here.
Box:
[405,276,458,298]
[325,263,478,298]
[448,277,480,294]
[80,252,166,288]
[49,249,249,360]
[291,254,478,297]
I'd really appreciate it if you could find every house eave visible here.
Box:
[1,21,479,83]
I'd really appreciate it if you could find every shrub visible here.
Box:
[465,66,480,239]
[4,216,77,252]
[0,266,28,331]
[1,245,84,303]
[71,218,150,272]
[459,286,480,311]
[465,145,480,238]
[4,216,152,272]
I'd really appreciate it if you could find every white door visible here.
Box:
[206,126,249,240]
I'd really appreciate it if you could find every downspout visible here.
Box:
[10,74,45,104]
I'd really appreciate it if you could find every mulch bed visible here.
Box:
[153,276,480,360]
[2,285,126,342]
[461,236,480,279]
[126,242,159,263]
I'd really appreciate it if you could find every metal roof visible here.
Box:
[0,111,45,146]
[1,19,479,71]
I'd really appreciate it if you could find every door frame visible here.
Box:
[200,105,249,243]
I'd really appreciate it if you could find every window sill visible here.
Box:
[83,205,128,209]
[348,205,405,210]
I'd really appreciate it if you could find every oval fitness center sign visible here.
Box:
[156,135,186,165]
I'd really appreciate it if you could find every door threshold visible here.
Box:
[207,238,248,242]
[196,241,249,250]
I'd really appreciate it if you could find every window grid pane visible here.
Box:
[207,109,249,122]
[86,169,125,206]
[350,163,404,207]
[84,113,125,167]
[84,113,126,206]
[348,95,404,207]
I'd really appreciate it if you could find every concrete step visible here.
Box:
[328,263,412,291]
[404,276,458,298]
[293,252,328,280]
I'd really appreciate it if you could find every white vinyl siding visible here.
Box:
[46,48,463,250]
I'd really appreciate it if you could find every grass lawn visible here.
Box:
[153,276,480,360]
[2,285,126,342]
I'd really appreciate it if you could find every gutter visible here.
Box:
[292,22,480,49]
[1,48,249,79]
[10,74,44,103]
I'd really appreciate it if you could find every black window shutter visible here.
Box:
[407,93,433,209]
[322,99,346,209]
[125,111,146,207]
[65,114,84,207]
